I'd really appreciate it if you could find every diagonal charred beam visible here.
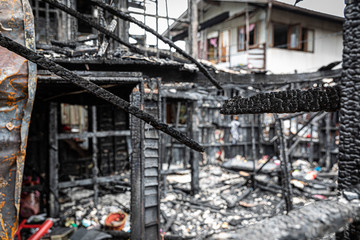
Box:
[208,200,360,240]
[90,0,223,90]
[40,0,143,55]
[0,33,204,152]
[220,87,340,115]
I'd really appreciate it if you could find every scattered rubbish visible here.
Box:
[313,195,327,200]
[104,211,128,231]
[305,171,318,181]
[343,191,359,201]
[69,228,112,240]
[222,155,280,173]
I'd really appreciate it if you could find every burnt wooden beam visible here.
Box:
[208,200,360,240]
[90,0,223,90]
[220,87,340,115]
[197,69,341,86]
[40,0,143,54]
[338,1,360,238]
[58,175,130,189]
[0,33,204,152]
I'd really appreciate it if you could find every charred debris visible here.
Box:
[2,0,358,240]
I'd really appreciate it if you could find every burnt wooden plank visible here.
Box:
[49,102,59,217]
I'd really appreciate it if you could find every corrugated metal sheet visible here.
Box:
[0,0,36,239]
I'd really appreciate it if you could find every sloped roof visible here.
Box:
[163,0,344,38]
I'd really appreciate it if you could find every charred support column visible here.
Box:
[274,115,293,213]
[190,101,201,195]
[338,0,360,238]
[91,106,99,206]
[49,103,60,217]
[130,79,161,240]
[130,83,145,239]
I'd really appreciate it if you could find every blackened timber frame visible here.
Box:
[48,103,133,217]
[130,82,146,239]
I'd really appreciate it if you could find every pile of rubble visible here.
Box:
[160,157,338,239]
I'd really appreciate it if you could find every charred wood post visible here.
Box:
[0,33,204,153]
[89,0,223,90]
[130,84,145,239]
[49,103,60,217]
[251,115,257,188]
[274,114,293,213]
[91,106,99,206]
[190,102,201,195]
[338,0,360,238]
[131,79,162,240]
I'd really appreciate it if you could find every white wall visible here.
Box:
[267,29,343,73]
[200,2,266,68]
[266,9,343,73]
[198,2,343,73]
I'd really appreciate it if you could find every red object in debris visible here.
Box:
[28,219,53,240]
[305,170,317,180]
[105,211,128,231]
[21,176,41,218]
[20,191,40,218]
[313,194,327,200]
[16,219,53,240]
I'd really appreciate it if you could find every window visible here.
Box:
[220,30,230,62]
[238,27,245,50]
[207,37,219,63]
[273,23,314,52]
[77,0,94,34]
[166,102,188,125]
[301,28,314,52]
[273,23,288,49]
[238,23,257,51]
[289,24,301,49]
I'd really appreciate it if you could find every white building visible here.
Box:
[165,0,344,74]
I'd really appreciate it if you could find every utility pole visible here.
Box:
[188,0,198,58]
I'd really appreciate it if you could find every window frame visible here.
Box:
[206,36,219,63]
[220,29,231,62]
[237,23,258,52]
[271,21,315,53]
[303,28,315,53]
[288,23,302,50]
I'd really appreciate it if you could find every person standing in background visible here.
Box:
[230,116,240,144]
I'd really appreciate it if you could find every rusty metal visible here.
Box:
[0,0,36,239]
